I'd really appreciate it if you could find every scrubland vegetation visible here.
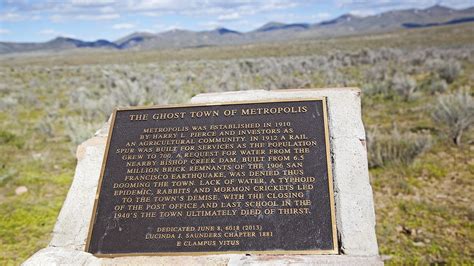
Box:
[0,23,473,264]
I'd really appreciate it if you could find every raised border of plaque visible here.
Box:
[85,98,338,257]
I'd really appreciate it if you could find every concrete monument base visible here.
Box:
[25,89,382,265]
[25,246,382,265]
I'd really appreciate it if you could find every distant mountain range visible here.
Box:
[1,5,473,54]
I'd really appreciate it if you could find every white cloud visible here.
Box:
[142,12,163,17]
[218,12,241,21]
[2,0,307,22]
[112,23,136,30]
[0,29,11,34]
[335,0,422,8]
[76,13,119,20]
[99,6,116,13]
[0,12,25,22]
[129,0,186,11]
[70,0,116,7]
[50,13,119,22]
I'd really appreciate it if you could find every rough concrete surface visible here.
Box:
[25,88,382,265]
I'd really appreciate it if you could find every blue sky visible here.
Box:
[0,0,473,42]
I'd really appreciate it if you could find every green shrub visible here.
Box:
[0,130,24,149]
[437,60,462,83]
[367,128,432,168]
[431,90,474,146]
[0,130,16,144]
[427,78,448,95]
[363,81,392,97]
[391,72,417,101]
[63,116,99,146]
[426,59,463,84]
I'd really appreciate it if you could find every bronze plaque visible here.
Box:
[86,99,337,256]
